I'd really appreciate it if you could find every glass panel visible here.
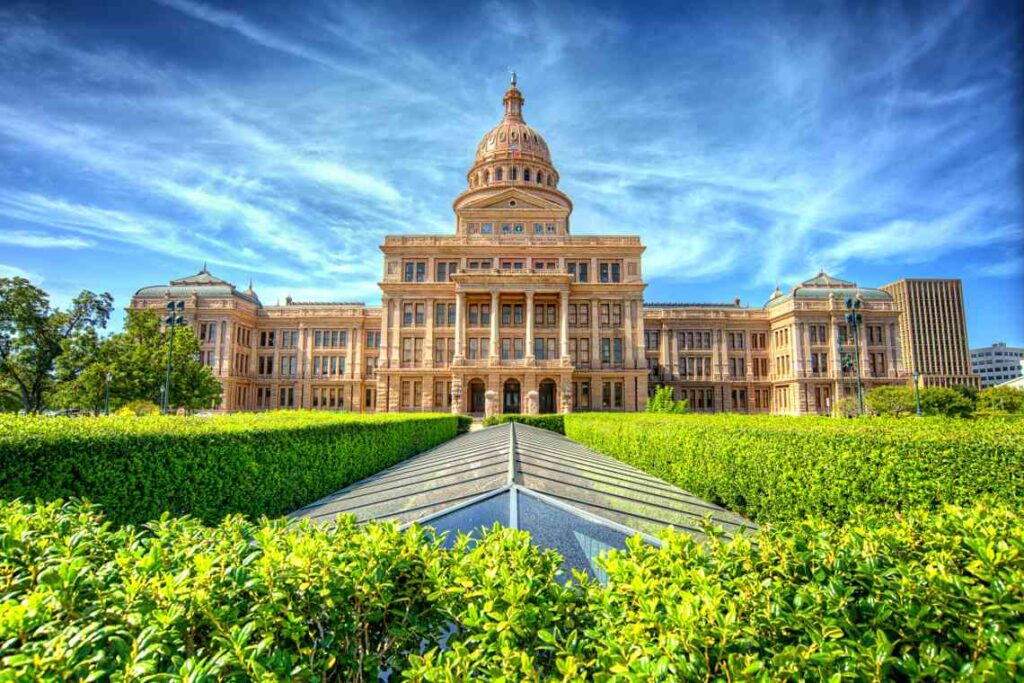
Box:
[426,492,510,548]
[517,492,636,582]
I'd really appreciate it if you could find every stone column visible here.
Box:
[745,329,753,380]
[633,301,645,370]
[659,321,668,379]
[671,330,680,379]
[214,319,224,377]
[353,325,363,380]
[349,326,359,378]
[453,290,465,361]
[379,297,390,369]
[624,298,634,368]
[560,290,570,362]
[390,299,402,369]
[525,290,536,362]
[890,321,903,375]
[794,323,805,377]
[489,290,500,364]
[424,298,435,368]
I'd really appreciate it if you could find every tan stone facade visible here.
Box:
[131,77,947,415]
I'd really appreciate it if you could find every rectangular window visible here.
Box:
[415,303,425,326]
[601,337,611,363]
[612,304,622,326]
[436,262,446,282]
[579,303,590,326]
[481,304,490,325]
[403,304,413,326]
[448,304,456,326]
[513,304,523,326]
[502,304,512,325]
[569,304,578,327]
[469,304,479,326]
[513,337,524,359]
[435,303,446,326]
[502,338,512,360]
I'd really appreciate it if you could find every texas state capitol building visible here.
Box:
[132,78,911,416]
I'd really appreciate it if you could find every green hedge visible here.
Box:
[482,413,565,433]
[2,499,1021,680]
[564,413,1024,524]
[0,411,457,525]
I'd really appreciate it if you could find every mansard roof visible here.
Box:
[291,422,755,579]
[134,265,261,306]
[764,270,894,310]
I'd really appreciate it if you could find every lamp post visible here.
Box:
[162,300,186,414]
[104,371,112,415]
[844,295,864,416]
[913,370,922,417]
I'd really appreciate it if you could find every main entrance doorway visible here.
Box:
[503,379,521,414]
[468,379,486,414]
[539,379,557,414]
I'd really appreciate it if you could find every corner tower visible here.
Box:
[453,74,573,237]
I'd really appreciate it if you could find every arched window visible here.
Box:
[537,172,544,184]
[484,170,490,183]
[496,168,503,182]
[511,167,518,181]
[524,168,531,182]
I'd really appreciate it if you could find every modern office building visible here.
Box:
[133,77,923,415]
[971,342,1024,388]
[880,278,979,388]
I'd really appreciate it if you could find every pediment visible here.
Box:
[460,188,566,211]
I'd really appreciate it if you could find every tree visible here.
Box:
[975,386,1024,414]
[919,387,974,418]
[647,385,688,414]
[58,309,221,412]
[0,277,112,413]
[865,385,915,417]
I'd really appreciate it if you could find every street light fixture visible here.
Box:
[162,300,186,414]
[844,295,864,416]
[104,370,112,416]
[912,370,922,417]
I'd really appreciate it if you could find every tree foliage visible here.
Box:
[646,384,688,413]
[55,309,221,411]
[976,385,1024,414]
[865,385,916,417]
[919,386,975,418]
[0,277,112,412]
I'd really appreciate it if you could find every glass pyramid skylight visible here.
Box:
[291,422,755,578]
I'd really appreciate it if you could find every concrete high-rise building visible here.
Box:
[880,279,979,388]
[971,342,1024,388]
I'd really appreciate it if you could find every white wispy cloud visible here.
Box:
[0,230,94,249]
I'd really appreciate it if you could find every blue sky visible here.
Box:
[0,0,1021,346]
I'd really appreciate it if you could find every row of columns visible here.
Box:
[452,289,572,364]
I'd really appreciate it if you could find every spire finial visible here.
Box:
[247,278,254,291]
[201,260,208,273]
[510,70,517,86]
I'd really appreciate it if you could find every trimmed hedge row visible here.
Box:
[0,411,457,525]
[564,413,1024,524]
[482,413,565,433]
[2,499,1021,680]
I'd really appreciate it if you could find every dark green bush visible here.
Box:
[2,499,1021,680]
[481,413,565,433]
[456,414,473,433]
[0,411,457,525]
[564,413,1024,524]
